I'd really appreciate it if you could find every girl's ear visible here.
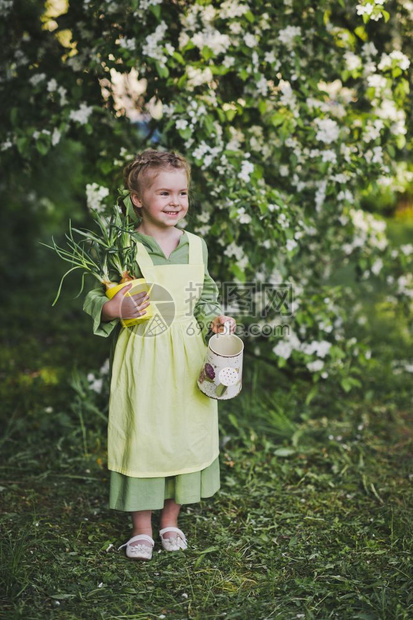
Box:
[131,193,142,208]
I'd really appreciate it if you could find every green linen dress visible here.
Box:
[83,229,223,512]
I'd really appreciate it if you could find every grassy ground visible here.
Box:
[1,225,412,619]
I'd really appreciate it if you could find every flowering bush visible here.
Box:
[2,0,412,391]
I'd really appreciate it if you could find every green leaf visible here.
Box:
[354,26,367,41]
[225,109,237,122]
[216,108,226,123]
[228,413,239,429]
[172,51,185,65]
[340,378,353,392]
[305,385,319,406]
[201,45,214,61]
[204,114,215,135]
[245,10,254,22]
[230,263,246,283]
[16,136,29,155]
[149,3,161,19]
[396,134,406,149]
[258,100,267,115]
[271,112,285,127]
[155,63,169,78]
[10,107,18,125]
[36,141,50,155]
[178,127,192,140]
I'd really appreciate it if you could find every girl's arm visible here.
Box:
[84,284,150,335]
[83,285,119,337]
[194,239,236,340]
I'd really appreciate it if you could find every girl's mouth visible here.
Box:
[164,211,180,216]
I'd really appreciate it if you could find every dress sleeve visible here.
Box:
[194,238,223,341]
[83,284,119,338]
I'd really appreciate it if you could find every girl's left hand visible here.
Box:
[211,315,237,334]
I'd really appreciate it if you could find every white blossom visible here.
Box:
[273,340,293,359]
[1,139,13,150]
[367,73,387,91]
[223,55,235,68]
[256,75,269,96]
[51,128,61,146]
[187,66,213,88]
[363,119,384,142]
[47,78,58,92]
[192,29,231,56]
[397,274,413,298]
[142,21,168,66]
[278,25,301,49]
[219,0,249,19]
[321,149,337,164]
[337,190,353,203]
[0,0,13,14]
[192,141,221,167]
[378,50,410,71]
[58,86,68,106]
[29,73,46,86]
[356,3,374,16]
[264,51,278,65]
[400,244,413,256]
[176,119,189,130]
[136,0,162,8]
[315,179,327,211]
[119,37,136,51]
[363,42,378,57]
[69,102,93,125]
[236,207,252,224]
[100,359,110,375]
[344,51,361,71]
[286,239,298,252]
[87,373,103,393]
[86,183,109,213]
[244,33,258,48]
[371,258,383,275]
[238,160,254,182]
[224,242,244,260]
[314,118,340,144]
[307,360,324,372]
[301,340,331,358]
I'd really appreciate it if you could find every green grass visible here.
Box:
[1,238,412,619]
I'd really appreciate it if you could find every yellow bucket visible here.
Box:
[105,278,153,327]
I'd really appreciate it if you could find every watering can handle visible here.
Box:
[222,321,231,336]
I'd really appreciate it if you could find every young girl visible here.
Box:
[83,149,236,560]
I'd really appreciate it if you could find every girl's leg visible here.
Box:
[131,510,153,546]
[160,499,182,539]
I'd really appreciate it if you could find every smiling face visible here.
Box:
[131,168,189,230]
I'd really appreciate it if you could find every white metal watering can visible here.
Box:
[197,323,244,400]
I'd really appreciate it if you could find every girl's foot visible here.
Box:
[159,527,187,551]
[118,534,154,560]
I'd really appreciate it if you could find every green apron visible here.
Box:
[107,231,219,478]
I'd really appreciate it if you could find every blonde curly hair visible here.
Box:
[123,149,191,200]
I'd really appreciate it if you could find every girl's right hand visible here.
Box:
[101,284,150,322]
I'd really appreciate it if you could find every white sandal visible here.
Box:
[118,534,154,560]
[159,527,188,552]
